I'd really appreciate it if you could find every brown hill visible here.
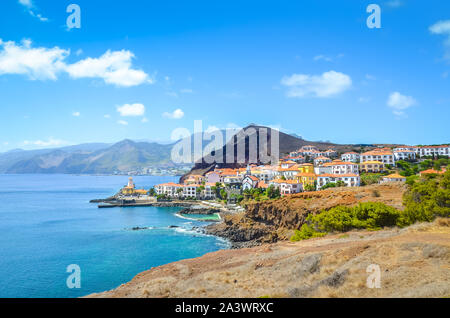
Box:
[88,218,450,298]
[180,124,359,183]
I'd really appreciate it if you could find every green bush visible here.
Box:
[290,223,326,241]
[399,170,450,225]
[290,202,402,241]
[290,170,450,242]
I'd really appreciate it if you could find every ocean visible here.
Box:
[0,174,229,298]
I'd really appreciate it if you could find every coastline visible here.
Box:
[88,219,450,298]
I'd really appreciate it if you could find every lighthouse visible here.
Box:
[127,177,135,189]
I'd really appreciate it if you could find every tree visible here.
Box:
[219,189,228,200]
[149,187,157,196]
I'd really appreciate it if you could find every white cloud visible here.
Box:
[365,74,376,80]
[0,39,152,87]
[117,120,128,126]
[430,20,450,60]
[387,92,417,116]
[141,117,148,123]
[385,0,403,8]
[116,103,145,117]
[18,0,49,22]
[104,114,111,119]
[0,39,68,80]
[72,111,80,117]
[66,50,153,87]
[23,137,68,147]
[281,70,352,98]
[313,55,332,62]
[358,97,370,103]
[163,108,184,119]
[18,0,33,8]
[313,54,344,62]
[180,88,193,94]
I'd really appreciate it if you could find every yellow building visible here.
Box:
[360,161,385,173]
[295,164,316,189]
[121,177,149,196]
[299,163,314,174]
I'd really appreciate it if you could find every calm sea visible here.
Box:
[0,174,229,298]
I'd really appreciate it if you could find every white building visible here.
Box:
[314,156,332,166]
[316,174,361,190]
[270,179,303,195]
[393,150,416,161]
[417,145,450,157]
[328,160,359,175]
[341,152,360,163]
[361,149,395,166]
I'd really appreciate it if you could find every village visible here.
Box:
[120,144,449,204]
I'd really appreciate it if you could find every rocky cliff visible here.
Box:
[206,183,407,248]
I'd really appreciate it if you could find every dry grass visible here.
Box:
[88,219,450,298]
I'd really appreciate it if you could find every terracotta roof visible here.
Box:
[155,182,183,187]
[317,173,360,178]
[362,150,393,156]
[360,161,384,165]
[383,173,406,179]
[420,169,444,175]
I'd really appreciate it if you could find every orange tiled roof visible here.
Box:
[317,173,360,178]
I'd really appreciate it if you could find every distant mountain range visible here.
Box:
[0,125,385,175]
[0,140,181,174]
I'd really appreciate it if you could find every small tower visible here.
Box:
[127,177,135,189]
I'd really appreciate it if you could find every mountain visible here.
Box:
[1,140,181,174]
[180,124,359,182]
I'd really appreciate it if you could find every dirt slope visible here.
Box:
[89,219,450,298]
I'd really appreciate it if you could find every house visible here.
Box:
[278,165,301,180]
[393,150,416,161]
[360,161,385,173]
[242,175,260,190]
[155,182,183,197]
[314,165,332,175]
[381,174,406,183]
[324,149,338,158]
[288,155,306,164]
[205,171,221,184]
[314,156,332,166]
[299,163,314,174]
[328,160,359,175]
[270,179,303,195]
[341,152,360,163]
[184,174,206,185]
[417,145,450,157]
[361,149,395,166]
[316,174,360,190]
[419,169,446,176]
[280,161,297,169]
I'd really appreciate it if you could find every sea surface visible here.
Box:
[0,174,229,298]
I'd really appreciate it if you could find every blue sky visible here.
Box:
[0,0,449,151]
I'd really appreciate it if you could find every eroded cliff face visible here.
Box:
[207,183,407,247]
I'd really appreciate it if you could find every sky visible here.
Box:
[0,0,449,152]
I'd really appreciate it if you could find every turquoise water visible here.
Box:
[0,174,229,298]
